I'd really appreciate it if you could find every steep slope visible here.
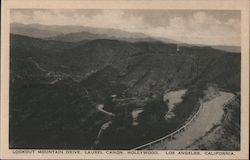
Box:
[188,94,240,150]
[10,34,77,55]
[9,34,241,149]
[10,34,241,94]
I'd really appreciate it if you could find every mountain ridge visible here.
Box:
[9,33,241,149]
[10,23,240,53]
[10,33,241,94]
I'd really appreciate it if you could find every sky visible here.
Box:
[10,9,241,46]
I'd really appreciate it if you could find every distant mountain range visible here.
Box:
[11,23,154,41]
[10,23,240,53]
[211,45,241,53]
[47,31,156,43]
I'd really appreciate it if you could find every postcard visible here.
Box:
[1,0,249,159]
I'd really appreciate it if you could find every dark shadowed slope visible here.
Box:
[10,33,241,149]
[10,34,241,94]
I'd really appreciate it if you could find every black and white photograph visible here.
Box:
[1,0,250,159]
[8,8,242,151]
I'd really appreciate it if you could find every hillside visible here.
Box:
[11,34,240,93]
[187,94,240,150]
[9,34,241,149]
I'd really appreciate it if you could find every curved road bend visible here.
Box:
[93,104,115,147]
[96,104,115,117]
[145,91,234,150]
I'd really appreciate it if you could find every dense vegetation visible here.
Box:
[9,34,241,149]
[9,80,110,149]
[95,84,207,149]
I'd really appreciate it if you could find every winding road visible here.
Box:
[96,104,115,117]
[142,91,234,150]
[92,104,116,148]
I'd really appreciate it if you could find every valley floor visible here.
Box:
[144,91,234,150]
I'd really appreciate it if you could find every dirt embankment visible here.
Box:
[146,87,234,150]
[187,94,240,150]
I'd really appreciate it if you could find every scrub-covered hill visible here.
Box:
[9,34,240,149]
